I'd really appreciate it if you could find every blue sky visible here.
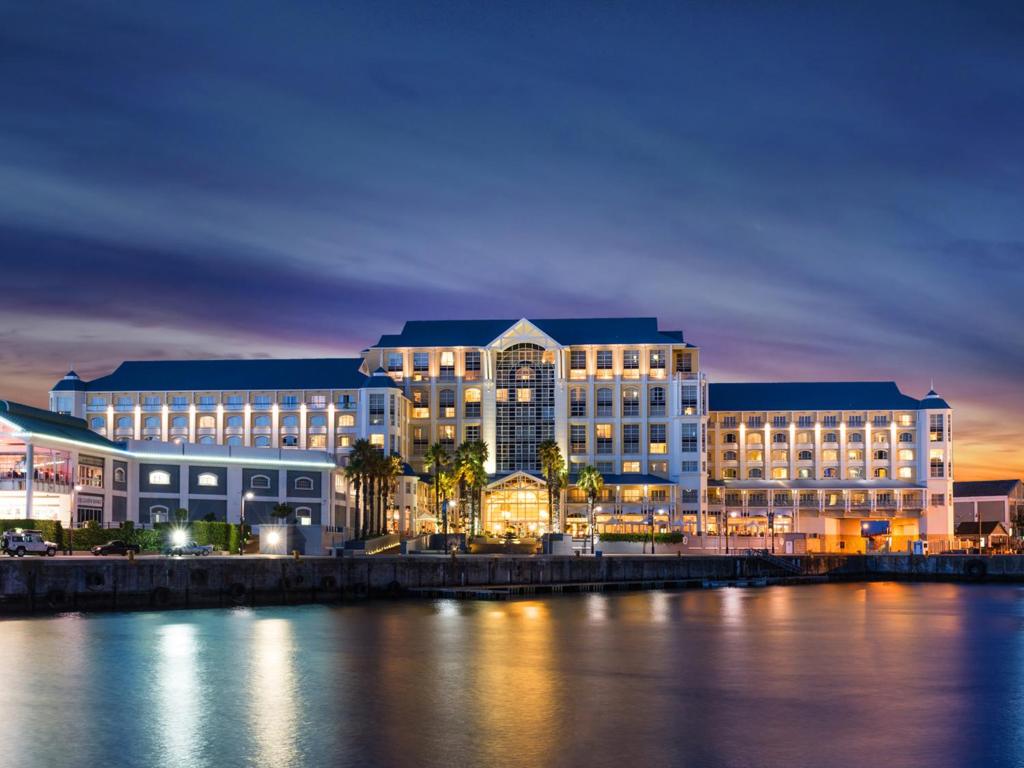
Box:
[1,1,1022,477]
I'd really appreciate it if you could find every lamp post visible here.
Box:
[238,490,254,555]
[767,509,776,554]
[67,483,82,555]
[592,506,602,554]
[644,484,654,555]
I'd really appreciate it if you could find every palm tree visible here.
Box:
[346,439,375,539]
[424,442,451,535]
[577,464,604,554]
[381,453,404,533]
[538,440,565,534]
[454,441,475,533]
[467,440,489,536]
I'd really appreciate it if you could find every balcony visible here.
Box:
[252,401,274,411]
[114,404,134,412]
[224,401,246,411]
[169,402,191,411]
[141,403,163,412]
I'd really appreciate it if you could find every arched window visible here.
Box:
[226,435,242,446]
[149,505,169,523]
[848,432,863,443]
[570,387,587,417]
[772,432,787,444]
[648,386,665,416]
[309,414,326,428]
[281,415,298,428]
[873,450,888,461]
[250,474,271,489]
[148,470,171,485]
[823,467,838,478]
[796,432,812,444]
[197,472,218,487]
[171,436,185,445]
[439,389,455,418]
[113,467,126,483]
[89,417,105,430]
[337,414,355,427]
[143,416,159,429]
[748,468,763,478]
[772,467,788,479]
[254,415,271,427]
[797,468,811,479]
[281,434,298,448]
[899,432,914,443]
[622,387,640,417]
[746,433,763,445]
[898,466,914,479]
[171,416,187,428]
[722,468,738,479]
[294,476,314,491]
[798,450,813,461]
[294,507,312,523]
[746,450,763,462]
[116,416,132,429]
[723,433,737,444]
[596,387,613,416]
[227,415,243,428]
[874,468,889,478]
[197,415,215,429]
[254,435,271,447]
[723,450,737,461]
[198,435,215,445]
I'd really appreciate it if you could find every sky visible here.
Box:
[1,1,1022,480]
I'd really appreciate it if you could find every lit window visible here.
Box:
[308,434,326,449]
[337,414,355,427]
[370,434,384,447]
[622,460,641,474]
[198,415,215,429]
[898,449,914,461]
[149,470,171,485]
[113,467,126,483]
[898,466,914,479]
[516,388,532,403]
[197,472,218,487]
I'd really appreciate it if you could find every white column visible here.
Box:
[24,442,34,519]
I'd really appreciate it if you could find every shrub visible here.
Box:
[598,532,686,544]
[0,519,63,548]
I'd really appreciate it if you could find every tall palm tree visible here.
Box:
[454,441,475,532]
[577,464,604,554]
[381,453,404,533]
[345,439,374,539]
[424,442,451,535]
[538,439,565,534]
[467,440,489,536]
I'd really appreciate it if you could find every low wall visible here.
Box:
[0,553,1017,614]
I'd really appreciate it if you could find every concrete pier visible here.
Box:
[0,553,1018,614]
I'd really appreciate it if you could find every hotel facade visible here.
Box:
[38,316,955,551]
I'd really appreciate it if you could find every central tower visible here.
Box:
[494,342,556,472]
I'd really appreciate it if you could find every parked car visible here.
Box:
[91,540,141,556]
[2,529,58,557]
[165,541,214,557]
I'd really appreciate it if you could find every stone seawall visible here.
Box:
[0,553,1017,614]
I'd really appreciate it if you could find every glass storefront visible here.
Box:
[484,474,548,537]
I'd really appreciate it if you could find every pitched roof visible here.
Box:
[0,400,120,450]
[708,382,934,412]
[373,317,689,348]
[954,480,1022,498]
[955,521,1009,537]
[52,371,87,392]
[360,368,402,390]
[76,358,367,392]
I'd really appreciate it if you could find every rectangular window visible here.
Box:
[681,386,698,415]
[929,414,944,442]
[873,415,890,427]
[675,351,694,373]
[681,423,698,453]
[649,423,667,454]
[570,387,587,417]
[622,349,640,377]
[822,416,837,428]
[464,424,480,443]
[280,395,298,408]
[77,455,105,488]
[930,449,945,478]
[721,416,737,428]
[596,388,613,416]
[596,461,614,474]
[413,352,429,373]
[649,349,665,378]
[570,424,587,454]
[797,416,813,428]
[747,416,763,428]
[622,460,641,474]
[369,434,384,448]
[848,416,864,427]
[308,434,326,449]
[569,349,587,374]
[439,424,455,449]
[439,351,455,379]
[596,424,613,454]
[931,493,945,507]
[412,427,428,453]
[308,395,327,409]
[623,424,640,454]
[648,386,666,416]
[369,394,385,425]
[596,350,613,376]
[516,388,532,403]
[772,416,787,428]
[386,352,403,371]
[464,351,481,380]
[681,460,699,473]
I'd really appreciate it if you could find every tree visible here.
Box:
[454,440,489,536]
[466,440,489,536]
[576,465,605,554]
[538,440,565,534]
[424,442,452,534]
[346,439,375,539]
[174,507,189,524]
[271,503,294,523]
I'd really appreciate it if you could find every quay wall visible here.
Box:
[0,553,1016,614]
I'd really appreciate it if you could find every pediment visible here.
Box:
[487,318,560,350]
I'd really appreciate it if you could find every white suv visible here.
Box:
[2,529,58,557]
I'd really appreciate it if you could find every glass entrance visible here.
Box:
[484,474,549,537]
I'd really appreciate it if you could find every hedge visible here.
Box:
[154,521,247,552]
[0,519,64,548]
[598,532,686,544]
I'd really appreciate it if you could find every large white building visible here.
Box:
[45,316,955,551]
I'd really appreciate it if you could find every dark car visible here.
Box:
[91,539,141,556]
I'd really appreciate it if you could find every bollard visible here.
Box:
[292,549,301,560]
[128,549,135,563]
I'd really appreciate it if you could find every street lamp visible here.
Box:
[644,484,654,555]
[67,483,82,555]
[592,506,602,555]
[767,509,776,554]
[238,490,254,555]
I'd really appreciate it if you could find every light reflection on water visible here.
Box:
[1,583,1022,768]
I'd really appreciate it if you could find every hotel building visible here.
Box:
[44,316,955,551]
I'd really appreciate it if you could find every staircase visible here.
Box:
[745,548,804,575]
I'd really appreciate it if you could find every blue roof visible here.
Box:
[73,358,367,392]
[52,371,87,392]
[0,400,120,450]
[374,317,689,347]
[360,368,402,390]
[954,480,1021,498]
[707,382,941,411]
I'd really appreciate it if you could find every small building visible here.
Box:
[954,520,1010,551]
[954,480,1024,537]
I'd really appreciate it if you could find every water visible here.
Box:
[1,583,1022,768]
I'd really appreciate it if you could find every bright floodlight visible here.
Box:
[171,529,187,546]
[245,491,255,500]
[266,531,280,546]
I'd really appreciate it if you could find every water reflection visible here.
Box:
[2,585,1023,768]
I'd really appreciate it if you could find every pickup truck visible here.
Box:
[91,540,142,556]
